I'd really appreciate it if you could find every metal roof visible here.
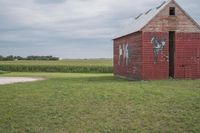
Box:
[114,0,172,39]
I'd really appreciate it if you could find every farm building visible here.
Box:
[113,0,200,80]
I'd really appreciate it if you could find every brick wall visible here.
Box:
[142,1,200,32]
[113,32,142,80]
[175,32,200,79]
[142,32,169,80]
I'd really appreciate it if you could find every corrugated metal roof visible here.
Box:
[114,0,172,39]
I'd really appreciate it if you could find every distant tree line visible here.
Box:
[0,55,59,61]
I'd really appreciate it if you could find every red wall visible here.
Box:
[114,32,200,80]
[142,1,200,33]
[142,32,169,80]
[175,33,200,79]
[113,32,142,80]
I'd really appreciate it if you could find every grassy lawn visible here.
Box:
[0,72,200,133]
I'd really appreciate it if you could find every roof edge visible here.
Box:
[141,0,200,31]
[173,0,200,30]
[113,0,172,39]
[113,31,142,40]
[141,0,172,31]
[113,0,200,40]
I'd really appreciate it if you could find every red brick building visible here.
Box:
[113,0,200,80]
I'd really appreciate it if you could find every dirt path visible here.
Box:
[0,77,43,85]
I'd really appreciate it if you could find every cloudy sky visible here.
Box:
[0,0,199,58]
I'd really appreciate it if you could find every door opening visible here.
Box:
[169,31,175,78]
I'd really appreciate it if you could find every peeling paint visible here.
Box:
[151,36,166,63]
[118,43,133,66]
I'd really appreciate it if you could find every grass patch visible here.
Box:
[0,70,9,74]
[0,72,199,132]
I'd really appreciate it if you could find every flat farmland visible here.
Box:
[0,60,200,132]
[0,59,113,66]
[0,59,113,73]
[0,72,200,132]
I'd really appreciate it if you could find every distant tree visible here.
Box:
[15,56,24,60]
[0,55,59,61]
[5,55,14,61]
[0,55,3,61]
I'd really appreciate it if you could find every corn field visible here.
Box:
[0,60,113,73]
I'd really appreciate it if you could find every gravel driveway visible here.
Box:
[0,77,43,85]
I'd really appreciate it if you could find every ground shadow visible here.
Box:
[59,75,130,83]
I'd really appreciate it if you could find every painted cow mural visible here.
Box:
[151,36,166,63]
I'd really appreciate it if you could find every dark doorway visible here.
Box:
[169,31,175,78]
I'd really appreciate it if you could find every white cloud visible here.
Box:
[0,0,199,58]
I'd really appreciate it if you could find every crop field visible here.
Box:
[0,59,113,73]
[0,59,113,66]
[0,72,200,133]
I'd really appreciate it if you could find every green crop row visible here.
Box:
[0,70,9,74]
[0,65,113,73]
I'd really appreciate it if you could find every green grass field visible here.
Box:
[0,72,200,133]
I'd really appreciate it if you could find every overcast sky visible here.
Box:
[0,0,199,58]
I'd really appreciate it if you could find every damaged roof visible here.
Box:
[114,0,172,39]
